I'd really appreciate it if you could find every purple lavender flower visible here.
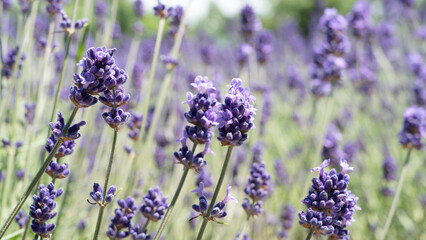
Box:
[2,0,12,11]
[29,183,63,238]
[134,0,144,18]
[46,161,70,180]
[140,187,169,222]
[130,224,151,240]
[107,197,138,239]
[168,6,183,37]
[277,204,295,239]
[414,80,426,106]
[195,168,214,198]
[274,159,289,185]
[76,219,86,231]
[95,0,108,19]
[191,183,237,222]
[382,155,398,181]
[102,108,131,131]
[322,124,342,166]
[1,46,26,78]
[15,169,25,180]
[88,183,117,206]
[236,43,252,67]
[240,5,261,43]
[19,0,30,14]
[128,111,143,140]
[347,1,373,39]
[59,10,88,32]
[46,0,62,16]
[217,78,256,146]
[14,210,28,229]
[398,106,426,149]
[299,159,360,238]
[25,103,36,125]
[153,1,170,18]
[234,233,250,240]
[242,159,271,217]
[255,31,273,64]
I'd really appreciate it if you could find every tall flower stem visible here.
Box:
[141,219,150,232]
[305,228,314,240]
[93,130,118,240]
[137,18,166,141]
[196,146,234,240]
[0,106,79,238]
[380,148,413,240]
[153,143,197,240]
[0,149,16,220]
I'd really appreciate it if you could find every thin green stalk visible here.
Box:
[137,18,166,141]
[0,107,79,238]
[93,130,118,240]
[102,0,118,47]
[141,219,150,232]
[196,147,234,240]
[380,148,413,240]
[153,144,197,240]
[305,228,314,240]
[2,229,24,240]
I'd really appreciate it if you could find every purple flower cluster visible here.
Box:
[1,46,26,78]
[175,76,218,172]
[168,6,183,37]
[398,106,426,149]
[240,5,261,43]
[255,31,273,64]
[242,144,271,217]
[71,47,131,130]
[46,0,62,16]
[88,183,117,207]
[44,112,85,180]
[59,9,88,33]
[311,8,349,98]
[191,183,237,222]
[140,186,169,222]
[14,210,29,229]
[299,159,360,238]
[346,1,373,39]
[217,78,256,147]
[277,204,295,239]
[134,0,144,18]
[29,183,63,238]
[107,197,138,239]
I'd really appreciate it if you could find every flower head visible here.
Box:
[398,106,426,149]
[140,187,169,222]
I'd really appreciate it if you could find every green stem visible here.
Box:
[196,146,234,240]
[93,130,118,240]
[305,228,314,240]
[137,18,166,141]
[153,144,197,240]
[141,219,150,232]
[380,148,413,240]
[0,107,79,238]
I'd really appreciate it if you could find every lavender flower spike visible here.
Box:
[88,183,117,207]
[217,78,256,147]
[398,106,426,150]
[140,186,169,222]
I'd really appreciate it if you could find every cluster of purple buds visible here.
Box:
[311,8,349,98]
[242,158,271,217]
[240,5,261,44]
[128,111,143,141]
[398,106,426,150]
[346,1,373,39]
[134,0,144,18]
[217,78,256,146]
[255,31,273,65]
[59,10,88,33]
[107,197,138,239]
[130,224,151,240]
[381,155,398,197]
[168,6,183,37]
[191,183,237,223]
[88,183,117,207]
[29,183,63,238]
[153,1,172,19]
[1,46,26,78]
[46,0,62,16]
[277,204,295,240]
[44,112,85,179]
[14,210,29,229]
[25,103,36,125]
[140,186,169,222]
[71,47,131,130]
[299,159,360,239]
[175,76,218,172]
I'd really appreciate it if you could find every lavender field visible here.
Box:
[0,0,425,239]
